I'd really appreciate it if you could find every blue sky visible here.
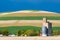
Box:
[0,0,60,13]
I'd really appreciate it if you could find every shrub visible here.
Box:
[17,30,24,36]
[52,30,60,36]
[0,30,2,34]
[2,30,10,36]
[24,30,39,36]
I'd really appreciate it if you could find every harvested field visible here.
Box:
[0,20,60,27]
[2,13,60,16]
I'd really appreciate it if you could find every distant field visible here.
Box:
[0,20,60,27]
[0,26,60,34]
[0,16,60,20]
[2,13,60,16]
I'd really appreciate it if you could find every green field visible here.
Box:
[0,16,60,20]
[0,26,60,34]
[0,26,40,34]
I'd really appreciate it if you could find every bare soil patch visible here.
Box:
[0,20,60,27]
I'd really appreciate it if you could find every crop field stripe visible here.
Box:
[0,26,60,34]
[0,16,60,20]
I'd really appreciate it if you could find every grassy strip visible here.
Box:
[0,26,60,34]
[0,16,60,20]
[0,26,40,34]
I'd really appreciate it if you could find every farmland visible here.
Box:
[0,11,60,27]
[0,26,60,34]
[0,11,60,20]
[0,11,60,35]
[0,20,60,27]
[0,11,59,37]
[0,16,60,20]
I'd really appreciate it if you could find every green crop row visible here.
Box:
[0,26,60,34]
[0,16,60,20]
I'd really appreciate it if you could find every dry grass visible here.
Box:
[2,13,60,17]
[0,20,60,27]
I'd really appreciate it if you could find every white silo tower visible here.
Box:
[42,18,52,36]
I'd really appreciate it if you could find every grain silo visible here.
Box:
[42,26,48,36]
[42,18,52,36]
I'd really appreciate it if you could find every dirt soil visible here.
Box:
[0,36,60,40]
[0,20,60,27]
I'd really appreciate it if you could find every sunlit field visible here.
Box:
[0,26,60,34]
[0,16,60,20]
